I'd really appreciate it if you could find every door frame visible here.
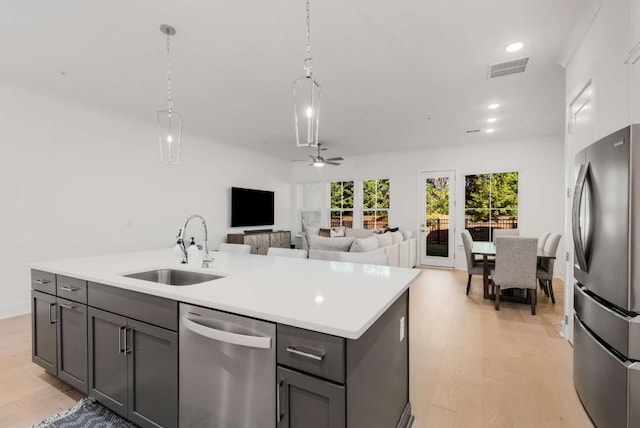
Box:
[417,170,456,267]
[565,79,594,344]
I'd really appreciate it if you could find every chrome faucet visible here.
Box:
[177,214,212,267]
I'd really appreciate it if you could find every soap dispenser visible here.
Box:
[187,237,203,266]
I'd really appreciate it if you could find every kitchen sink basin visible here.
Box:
[123,269,223,286]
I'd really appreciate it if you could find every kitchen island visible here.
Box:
[30,249,421,428]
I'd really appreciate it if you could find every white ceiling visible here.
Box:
[0,0,587,160]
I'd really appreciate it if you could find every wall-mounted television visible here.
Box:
[231,187,275,227]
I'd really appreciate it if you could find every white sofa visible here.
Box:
[303,227,417,268]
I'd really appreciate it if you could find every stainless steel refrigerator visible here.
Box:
[573,125,640,428]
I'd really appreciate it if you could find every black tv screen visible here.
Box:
[231,187,275,227]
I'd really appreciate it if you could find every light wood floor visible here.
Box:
[409,268,592,428]
[0,268,592,427]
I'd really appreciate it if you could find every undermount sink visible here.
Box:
[123,269,223,286]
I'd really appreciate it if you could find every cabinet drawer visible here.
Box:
[277,325,345,383]
[57,276,87,304]
[88,282,178,331]
[31,270,56,294]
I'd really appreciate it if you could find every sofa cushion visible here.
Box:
[306,227,320,237]
[390,231,404,244]
[308,249,341,261]
[374,232,393,248]
[350,236,379,253]
[401,230,414,240]
[339,248,388,265]
[345,228,374,239]
[307,235,355,252]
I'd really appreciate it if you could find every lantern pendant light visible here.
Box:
[292,0,321,148]
[157,24,183,164]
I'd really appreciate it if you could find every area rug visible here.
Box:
[34,397,137,428]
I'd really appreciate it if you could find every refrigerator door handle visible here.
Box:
[572,162,590,272]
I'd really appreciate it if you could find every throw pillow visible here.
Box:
[330,226,346,237]
[374,232,393,248]
[305,226,320,237]
[345,228,374,239]
[385,226,400,232]
[319,228,331,237]
[390,231,404,244]
[307,235,355,252]
[350,236,379,253]
[401,230,414,240]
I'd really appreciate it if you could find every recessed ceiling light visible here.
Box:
[487,118,497,123]
[486,128,495,133]
[505,42,524,53]
[488,103,500,109]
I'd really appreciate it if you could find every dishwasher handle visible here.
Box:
[181,316,272,349]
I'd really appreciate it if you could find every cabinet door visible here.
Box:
[31,290,57,375]
[278,367,345,428]
[88,307,128,418]
[127,319,178,428]
[245,233,269,255]
[57,299,88,394]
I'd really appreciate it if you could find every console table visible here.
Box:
[227,230,291,255]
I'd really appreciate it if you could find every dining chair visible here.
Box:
[461,230,489,295]
[491,236,538,314]
[218,243,252,254]
[266,247,308,259]
[338,249,388,266]
[537,234,561,304]
[537,232,551,252]
[492,228,519,243]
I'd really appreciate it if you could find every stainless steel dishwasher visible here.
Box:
[179,303,276,427]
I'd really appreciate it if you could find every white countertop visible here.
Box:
[30,249,421,339]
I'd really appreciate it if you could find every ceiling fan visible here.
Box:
[308,142,344,167]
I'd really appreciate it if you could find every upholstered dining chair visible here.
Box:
[538,232,551,252]
[461,230,490,295]
[537,234,561,304]
[492,228,520,243]
[491,237,538,314]
[266,247,308,259]
[218,243,251,254]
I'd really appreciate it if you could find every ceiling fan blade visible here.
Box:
[308,155,315,159]
[325,161,342,166]
[325,157,344,162]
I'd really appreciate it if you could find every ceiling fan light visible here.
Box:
[313,160,324,167]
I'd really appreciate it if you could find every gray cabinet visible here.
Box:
[88,307,178,428]
[31,290,57,375]
[57,298,88,393]
[31,270,89,393]
[276,291,411,428]
[278,366,345,428]
[228,230,291,255]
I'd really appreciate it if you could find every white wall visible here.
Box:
[292,135,566,274]
[0,80,292,319]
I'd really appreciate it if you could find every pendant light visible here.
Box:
[292,0,321,148]
[157,24,183,164]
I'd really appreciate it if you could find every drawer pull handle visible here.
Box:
[34,279,51,285]
[286,346,325,361]
[60,286,80,292]
[59,302,77,310]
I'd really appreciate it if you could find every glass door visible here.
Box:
[419,171,455,267]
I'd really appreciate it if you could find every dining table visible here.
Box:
[471,241,557,301]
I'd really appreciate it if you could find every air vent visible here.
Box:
[488,57,529,79]
[466,129,480,134]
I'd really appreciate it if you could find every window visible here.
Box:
[363,178,390,229]
[330,181,354,227]
[464,172,518,241]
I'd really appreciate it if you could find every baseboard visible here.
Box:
[0,302,30,320]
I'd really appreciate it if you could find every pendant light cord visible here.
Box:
[166,33,173,114]
[304,0,313,76]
